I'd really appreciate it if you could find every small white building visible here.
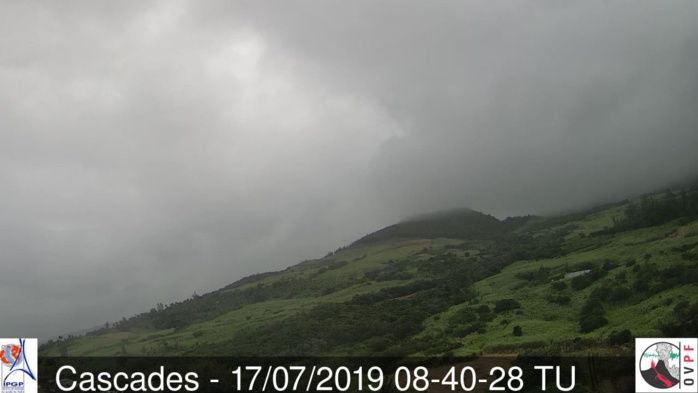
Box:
[564,269,591,280]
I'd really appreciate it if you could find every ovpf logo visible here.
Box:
[0,339,37,393]
[636,338,697,393]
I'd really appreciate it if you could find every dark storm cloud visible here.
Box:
[215,0,698,217]
[2,1,697,338]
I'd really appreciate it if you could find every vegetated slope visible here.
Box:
[350,208,511,246]
[40,187,698,357]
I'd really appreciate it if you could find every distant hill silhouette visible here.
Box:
[351,208,519,246]
[39,182,698,359]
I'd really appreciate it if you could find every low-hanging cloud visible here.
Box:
[2,1,698,338]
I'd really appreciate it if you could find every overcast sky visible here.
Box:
[3,1,698,339]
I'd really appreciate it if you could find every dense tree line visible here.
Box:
[601,187,698,235]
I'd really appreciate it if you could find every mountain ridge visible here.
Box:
[350,208,518,247]
[40,184,698,357]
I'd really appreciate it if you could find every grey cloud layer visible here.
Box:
[2,1,697,338]
[223,1,698,216]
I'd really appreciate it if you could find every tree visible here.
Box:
[494,299,521,313]
[579,298,608,333]
[580,315,608,333]
[512,326,522,336]
[609,329,632,345]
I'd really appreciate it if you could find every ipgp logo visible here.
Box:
[636,338,697,392]
[0,339,37,393]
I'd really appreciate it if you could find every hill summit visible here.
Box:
[351,208,525,246]
[39,185,698,358]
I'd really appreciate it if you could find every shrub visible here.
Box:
[550,281,567,291]
[661,301,698,337]
[609,329,632,345]
[579,298,608,333]
[512,326,523,337]
[547,294,571,305]
[366,336,392,352]
[581,298,603,315]
[682,252,698,261]
[632,279,650,292]
[494,299,521,313]
[453,322,487,337]
[608,287,632,302]
[580,315,608,333]
[602,259,619,271]
[449,310,478,326]
[478,312,495,322]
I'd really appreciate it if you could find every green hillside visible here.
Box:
[40,187,698,357]
[350,208,509,246]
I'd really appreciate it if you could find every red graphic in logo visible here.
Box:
[0,344,21,367]
[650,359,674,388]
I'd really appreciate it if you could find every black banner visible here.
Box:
[38,355,635,392]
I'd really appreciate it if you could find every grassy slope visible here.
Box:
[41,195,698,357]
[42,238,461,356]
[428,218,698,355]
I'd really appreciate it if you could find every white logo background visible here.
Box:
[636,338,698,393]
[0,338,37,393]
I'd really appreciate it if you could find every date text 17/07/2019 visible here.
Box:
[54,364,575,392]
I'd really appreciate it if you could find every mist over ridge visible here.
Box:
[2,1,698,339]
